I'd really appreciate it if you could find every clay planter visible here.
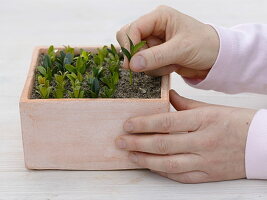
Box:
[19,46,170,170]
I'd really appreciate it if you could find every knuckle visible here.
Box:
[178,38,197,64]
[123,119,134,132]
[132,137,142,151]
[203,109,218,124]
[150,47,165,66]
[180,37,194,49]
[165,159,181,173]
[201,137,218,150]
[191,109,204,129]
[122,24,130,32]
[209,157,222,167]
[127,22,135,33]
[116,30,124,45]
[138,154,148,167]
[116,24,131,46]
[153,136,169,154]
[160,114,173,132]
[156,5,169,11]
[116,30,121,41]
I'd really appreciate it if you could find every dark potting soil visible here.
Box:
[114,68,161,98]
[31,62,161,99]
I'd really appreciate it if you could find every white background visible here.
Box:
[1,0,267,199]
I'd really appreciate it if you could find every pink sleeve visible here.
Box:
[246,109,267,179]
[186,24,267,179]
[186,24,267,94]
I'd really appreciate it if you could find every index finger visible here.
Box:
[116,9,160,49]
[116,11,159,69]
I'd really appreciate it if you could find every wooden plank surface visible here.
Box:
[1,0,267,199]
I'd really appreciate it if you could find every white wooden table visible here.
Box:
[1,0,267,199]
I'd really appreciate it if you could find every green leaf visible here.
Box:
[54,74,63,83]
[64,45,74,55]
[108,64,117,74]
[36,66,47,76]
[54,88,64,98]
[36,66,52,81]
[97,46,108,65]
[64,53,73,66]
[101,76,113,89]
[132,41,146,55]
[77,72,83,82]
[60,50,66,59]
[54,72,67,88]
[68,91,73,98]
[88,77,100,98]
[81,50,89,61]
[73,86,81,98]
[46,68,53,81]
[72,73,79,80]
[37,75,45,85]
[111,44,117,55]
[65,64,76,73]
[48,45,56,62]
[76,57,83,69]
[54,51,65,71]
[48,45,54,54]
[113,72,119,85]
[121,47,131,61]
[67,73,77,86]
[127,35,134,54]
[43,55,52,69]
[37,85,51,99]
[94,55,101,65]
[39,87,47,97]
[79,90,85,98]
[92,66,104,78]
[101,86,114,98]
[76,57,86,74]
[92,78,100,94]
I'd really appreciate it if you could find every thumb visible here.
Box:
[129,40,179,72]
[170,89,208,111]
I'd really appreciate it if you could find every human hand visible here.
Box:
[116,5,220,80]
[115,90,256,183]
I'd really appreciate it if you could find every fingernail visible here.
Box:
[115,138,127,149]
[129,153,138,163]
[124,120,134,132]
[131,55,146,71]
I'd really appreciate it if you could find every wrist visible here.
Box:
[203,24,220,70]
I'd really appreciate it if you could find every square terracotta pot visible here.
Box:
[19,46,170,170]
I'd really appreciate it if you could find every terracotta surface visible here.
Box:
[19,46,170,170]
